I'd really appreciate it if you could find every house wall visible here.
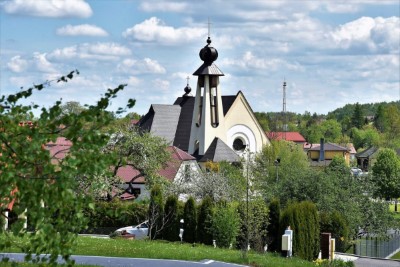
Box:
[309,150,350,165]
[224,93,269,154]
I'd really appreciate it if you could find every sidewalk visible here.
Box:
[335,253,400,267]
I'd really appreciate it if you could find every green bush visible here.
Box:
[162,195,180,241]
[211,202,240,248]
[267,198,281,252]
[83,200,148,233]
[148,185,163,240]
[197,196,214,245]
[237,198,269,252]
[183,196,197,243]
[280,201,320,261]
[320,211,349,252]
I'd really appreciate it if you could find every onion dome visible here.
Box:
[193,37,224,76]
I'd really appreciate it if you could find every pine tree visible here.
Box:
[148,185,163,240]
[197,196,213,245]
[162,195,180,241]
[267,199,280,252]
[351,102,364,129]
[183,197,197,243]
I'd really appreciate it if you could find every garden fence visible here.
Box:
[354,234,400,258]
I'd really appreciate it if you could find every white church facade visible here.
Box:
[137,36,270,163]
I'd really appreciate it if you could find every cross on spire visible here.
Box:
[186,76,190,85]
[208,17,212,37]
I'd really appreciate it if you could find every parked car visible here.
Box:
[350,167,362,176]
[115,221,149,239]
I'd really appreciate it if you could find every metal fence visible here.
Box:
[354,234,400,258]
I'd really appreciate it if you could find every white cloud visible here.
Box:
[222,51,304,72]
[123,17,207,45]
[153,79,170,92]
[7,55,28,73]
[127,76,141,87]
[56,24,108,37]
[1,0,92,18]
[33,52,57,73]
[48,43,131,61]
[329,16,400,53]
[140,1,188,12]
[117,58,166,74]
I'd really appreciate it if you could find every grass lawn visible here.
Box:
[392,251,400,260]
[1,235,315,267]
[389,203,400,221]
[74,236,315,267]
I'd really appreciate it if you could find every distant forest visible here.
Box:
[254,101,400,151]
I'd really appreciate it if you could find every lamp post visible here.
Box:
[274,158,280,182]
[245,146,252,252]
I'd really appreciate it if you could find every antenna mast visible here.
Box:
[283,79,287,140]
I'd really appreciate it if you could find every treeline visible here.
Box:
[255,101,400,150]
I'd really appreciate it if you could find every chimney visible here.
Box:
[319,138,325,161]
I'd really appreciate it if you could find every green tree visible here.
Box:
[351,102,364,129]
[197,196,214,245]
[320,211,349,252]
[328,156,349,174]
[280,201,320,261]
[148,185,164,240]
[210,202,240,248]
[267,198,281,252]
[102,124,170,199]
[183,196,197,243]
[372,149,400,211]
[162,195,180,241]
[237,198,269,252]
[0,71,134,265]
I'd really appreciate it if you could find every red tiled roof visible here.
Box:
[267,132,306,142]
[168,146,196,161]
[45,137,72,162]
[117,146,195,184]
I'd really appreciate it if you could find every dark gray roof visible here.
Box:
[199,137,240,163]
[138,104,181,145]
[172,95,238,151]
[172,96,195,151]
[356,147,379,158]
[193,63,224,76]
[308,143,349,152]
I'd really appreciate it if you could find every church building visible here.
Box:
[137,36,269,164]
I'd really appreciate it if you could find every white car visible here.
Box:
[116,221,149,240]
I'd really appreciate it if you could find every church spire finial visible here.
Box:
[207,17,212,45]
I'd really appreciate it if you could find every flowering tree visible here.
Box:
[0,71,133,266]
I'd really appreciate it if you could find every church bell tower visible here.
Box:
[188,36,226,155]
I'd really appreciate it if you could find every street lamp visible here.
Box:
[274,158,280,182]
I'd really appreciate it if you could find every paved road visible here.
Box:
[0,253,248,267]
[354,257,400,267]
[336,253,400,267]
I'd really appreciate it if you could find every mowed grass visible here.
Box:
[73,236,315,267]
[1,235,315,267]
[392,251,400,260]
[389,203,400,221]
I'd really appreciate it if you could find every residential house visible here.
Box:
[355,147,379,171]
[116,146,201,200]
[267,131,306,146]
[305,139,350,167]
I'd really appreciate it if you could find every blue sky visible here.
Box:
[1,0,399,116]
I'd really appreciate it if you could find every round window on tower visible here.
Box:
[233,138,246,152]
